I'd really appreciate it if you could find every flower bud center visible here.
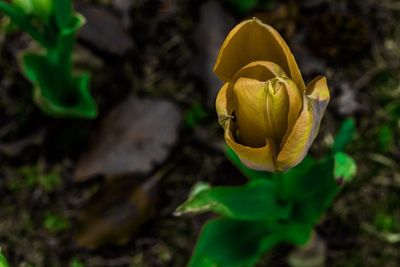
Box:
[233,77,289,149]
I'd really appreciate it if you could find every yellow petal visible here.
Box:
[233,61,287,81]
[265,78,289,143]
[276,76,330,170]
[277,76,303,148]
[305,76,330,140]
[225,120,276,171]
[215,82,234,129]
[214,18,306,92]
[232,77,289,148]
[233,78,269,147]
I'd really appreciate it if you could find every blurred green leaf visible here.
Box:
[31,0,53,20]
[184,103,208,128]
[187,155,339,266]
[189,218,280,267]
[0,250,8,267]
[332,118,356,153]
[176,179,291,221]
[43,212,70,233]
[39,169,61,192]
[0,1,47,45]
[227,0,259,13]
[334,152,357,183]
[283,157,339,229]
[378,125,394,152]
[54,0,72,30]
[12,0,33,13]
[374,212,397,233]
[69,258,85,267]
[226,0,275,13]
[22,53,97,118]
[60,13,85,36]
[17,163,62,192]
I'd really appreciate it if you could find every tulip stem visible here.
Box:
[274,171,289,205]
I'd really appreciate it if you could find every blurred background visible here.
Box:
[1,0,400,266]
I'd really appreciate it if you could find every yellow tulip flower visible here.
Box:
[215,18,330,172]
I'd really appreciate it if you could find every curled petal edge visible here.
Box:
[233,61,287,81]
[276,76,330,170]
[216,82,234,129]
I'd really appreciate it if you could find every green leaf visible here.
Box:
[0,1,47,45]
[283,157,339,230]
[225,146,274,180]
[0,250,8,267]
[43,212,70,233]
[378,125,394,152]
[69,258,85,267]
[54,0,72,30]
[176,179,291,221]
[31,0,53,20]
[12,0,33,13]
[189,218,280,267]
[334,152,357,182]
[22,53,97,118]
[226,0,259,13]
[185,155,339,266]
[332,118,356,153]
[60,13,85,36]
[184,103,208,128]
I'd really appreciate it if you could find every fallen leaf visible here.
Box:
[74,174,160,249]
[74,97,181,181]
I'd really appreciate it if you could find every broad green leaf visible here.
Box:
[283,157,339,229]
[189,218,280,267]
[0,250,8,267]
[332,118,356,153]
[334,152,356,182]
[225,146,274,180]
[54,0,72,30]
[22,53,97,118]
[186,153,339,266]
[188,218,316,267]
[176,179,291,221]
